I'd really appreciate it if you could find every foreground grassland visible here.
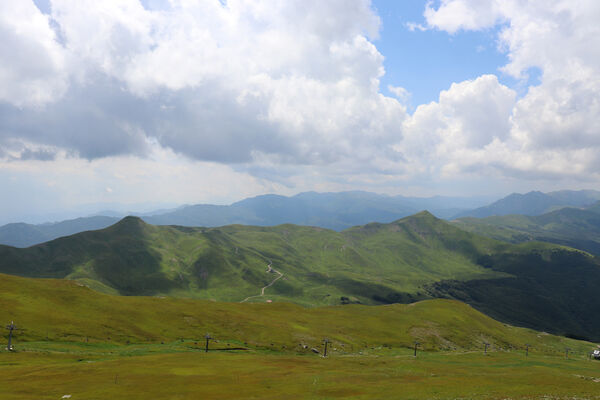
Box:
[1,273,599,399]
[0,273,593,354]
[2,346,600,399]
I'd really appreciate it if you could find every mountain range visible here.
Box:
[4,189,600,248]
[454,201,600,256]
[0,191,492,247]
[1,212,599,341]
[455,190,600,218]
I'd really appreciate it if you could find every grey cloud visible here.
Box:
[0,0,408,177]
[0,77,313,165]
[147,85,294,164]
[237,165,298,188]
[0,77,151,160]
[18,148,56,161]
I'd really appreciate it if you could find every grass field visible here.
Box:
[2,345,600,399]
[0,272,594,354]
[1,273,600,399]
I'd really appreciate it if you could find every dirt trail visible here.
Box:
[240,261,284,303]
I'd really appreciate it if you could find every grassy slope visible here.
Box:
[453,207,600,256]
[427,243,600,340]
[2,212,600,340]
[1,273,600,399]
[0,272,594,353]
[0,213,507,305]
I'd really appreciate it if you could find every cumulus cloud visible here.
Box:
[401,75,516,172]
[1,0,600,209]
[424,0,504,34]
[413,0,600,181]
[0,0,68,106]
[0,0,408,171]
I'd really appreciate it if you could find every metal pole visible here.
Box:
[205,334,211,353]
[323,339,329,357]
[484,342,489,354]
[414,341,419,357]
[6,321,15,351]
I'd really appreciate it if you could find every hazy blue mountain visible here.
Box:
[587,200,600,214]
[547,190,600,207]
[144,191,493,230]
[0,191,495,247]
[0,223,49,248]
[456,190,600,218]
[0,216,119,248]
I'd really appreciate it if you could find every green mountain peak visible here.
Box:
[106,215,149,235]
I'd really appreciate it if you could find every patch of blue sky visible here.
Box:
[33,0,50,14]
[32,0,541,107]
[371,0,537,110]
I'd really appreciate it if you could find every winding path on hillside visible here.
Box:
[240,261,284,303]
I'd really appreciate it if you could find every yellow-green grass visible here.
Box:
[2,273,599,399]
[2,350,600,399]
[0,273,595,355]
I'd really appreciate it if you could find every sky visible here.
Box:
[1,0,600,223]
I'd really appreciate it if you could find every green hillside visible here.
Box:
[0,213,505,304]
[0,272,592,353]
[1,212,600,341]
[453,207,600,256]
[2,273,599,400]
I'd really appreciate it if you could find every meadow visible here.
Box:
[2,343,600,399]
[1,272,599,399]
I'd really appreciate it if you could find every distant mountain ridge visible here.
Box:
[2,189,598,248]
[144,191,493,228]
[0,216,120,248]
[454,190,600,218]
[0,191,492,247]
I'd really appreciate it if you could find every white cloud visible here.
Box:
[405,22,427,32]
[1,0,600,220]
[388,85,411,105]
[416,0,600,181]
[0,0,68,106]
[401,75,516,171]
[424,0,504,34]
[0,0,407,169]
